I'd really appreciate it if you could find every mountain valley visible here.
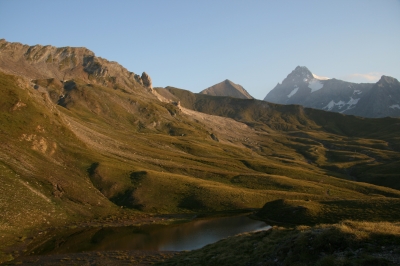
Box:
[1,40,400,265]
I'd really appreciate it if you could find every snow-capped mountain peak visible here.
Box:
[264,66,400,118]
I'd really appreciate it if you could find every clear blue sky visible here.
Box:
[1,0,399,99]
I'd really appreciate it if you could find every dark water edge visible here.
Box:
[32,214,270,254]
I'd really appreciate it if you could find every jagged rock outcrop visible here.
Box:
[141,72,152,90]
[263,66,400,118]
[200,79,253,99]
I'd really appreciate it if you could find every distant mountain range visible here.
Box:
[200,79,253,99]
[197,66,400,118]
[264,66,400,118]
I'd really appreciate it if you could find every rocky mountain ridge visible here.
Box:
[0,39,152,95]
[264,66,400,118]
[345,75,400,118]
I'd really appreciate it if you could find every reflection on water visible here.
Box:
[158,215,269,251]
[35,215,270,254]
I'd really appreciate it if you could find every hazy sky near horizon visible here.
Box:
[1,0,399,99]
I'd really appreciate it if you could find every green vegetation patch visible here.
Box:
[257,198,400,225]
[159,220,400,266]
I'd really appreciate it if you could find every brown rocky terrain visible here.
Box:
[0,39,152,96]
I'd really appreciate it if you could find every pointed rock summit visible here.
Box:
[283,66,314,84]
[264,66,324,104]
[200,79,253,99]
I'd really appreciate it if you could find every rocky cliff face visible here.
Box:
[0,39,152,94]
[264,66,399,118]
[200,79,253,99]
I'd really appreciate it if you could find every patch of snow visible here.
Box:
[389,104,400,109]
[303,78,308,82]
[312,73,330,80]
[336,101,345,109]
[347,97,360,106]
[308,79,324,93]
[287,87,299,98]
[323,100,347,111]
[340,97,360,113]
[324,100,335,110]
[353,90,362,95]
[324,96,361,112]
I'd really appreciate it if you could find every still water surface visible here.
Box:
[36,215,270,254]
